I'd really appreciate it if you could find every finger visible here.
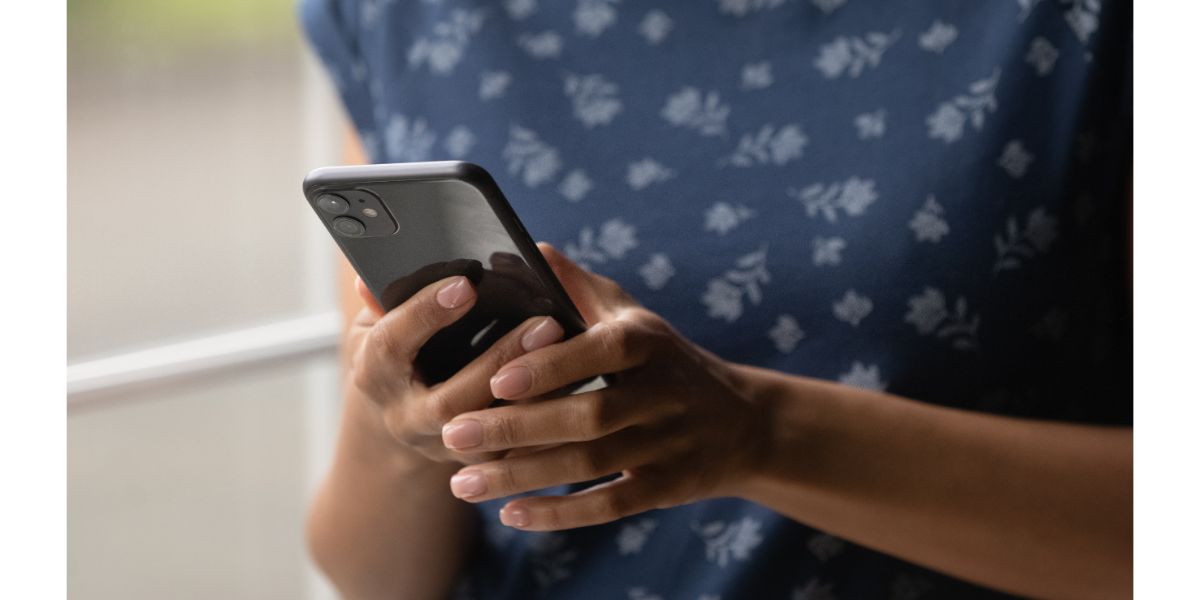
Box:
[355,276,386,317]
[445,387,669,453]
[489,318,659,400]
[428,316,565,431]
[498,469,670,531]
[538,242,640,325]
[357,276,477,392]
[447,427,659,503]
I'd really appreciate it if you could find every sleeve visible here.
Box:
[298,0,382,160]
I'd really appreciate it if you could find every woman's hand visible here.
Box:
[440,244,772,530]
[345,273,567,467]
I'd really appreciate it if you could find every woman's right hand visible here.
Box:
[345,274,566,467]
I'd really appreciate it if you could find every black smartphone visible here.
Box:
[303,161,594,386]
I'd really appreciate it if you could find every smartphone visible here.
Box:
[303,161,595,386]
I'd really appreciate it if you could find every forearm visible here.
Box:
[738,366,1131,600]
[307,395,475,600]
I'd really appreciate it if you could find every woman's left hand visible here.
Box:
[439,243,772,531]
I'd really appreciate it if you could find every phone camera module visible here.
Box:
[317,194,349,215]
[332,216,366,237]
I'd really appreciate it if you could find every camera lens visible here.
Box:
[317,194,349,215]
[332,216,366,237]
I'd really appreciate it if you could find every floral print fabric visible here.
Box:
[301,1,1131,597]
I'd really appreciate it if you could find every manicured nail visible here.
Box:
[436,277,473,309]
[491,366,532,398]
[442,420,483,449]
[521,318,564,352]
[500,505,530,528]
[450,472,487,499]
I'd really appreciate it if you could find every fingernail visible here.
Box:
[442,420,483,449]
[521,318,564,352]
[500,505,530,528]
[490,366,532,398]
[450,472,487,498]
[436,277,473,309]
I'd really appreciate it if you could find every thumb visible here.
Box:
[355,276,387,317]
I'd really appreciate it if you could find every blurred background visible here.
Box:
[68,0,343,597]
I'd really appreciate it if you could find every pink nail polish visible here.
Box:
[501,506,530,528]
[450,472,487,498]
[490,366,532,398]
[521,318,564,352]
[436,277,473,309]
[442,420,483,449]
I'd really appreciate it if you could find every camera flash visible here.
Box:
[362,208,378,218]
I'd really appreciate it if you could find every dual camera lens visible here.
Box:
[317,194,365,237]
[317,194,349,215]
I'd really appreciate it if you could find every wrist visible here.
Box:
[729,365,828,502]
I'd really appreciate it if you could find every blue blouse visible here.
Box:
[301,1,1131,598]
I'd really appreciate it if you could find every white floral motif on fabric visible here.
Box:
[565,219,639,269]
[811,236,847,266]
[518,31,563,59]
[558,169,594,202]
[565,73,623,128]
[926,69,1002,143]
[693,517,765,567]
[627,158,676,190]
[1026,37,1059,75]
[616,519,658,555]
[638,254,675,290]
[838,362,887,391]
[740,62,774,90]
[832,289,873,327]
[993,207,1058,272]
[717,0,789,17]
[918,20,957,53]
[503,125,562,187]
[575,0,621,37]
[479,71,512,100]
[385,115,437,161]
[702,246,770,322]
[662,87,731,136]
[905,288,981,350]
[722,124,808,167]
[705,202,757,235]
[909,195,949,243]
[854,110,886,139]
[769,315,806,353]
[814,30,901,79]
[639,10,673,44]
[789,177,878,222]
[997,140,1035,178]
[407,9,487,75]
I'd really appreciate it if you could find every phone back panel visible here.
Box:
[303,162,589,384]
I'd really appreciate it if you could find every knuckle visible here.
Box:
[542,504,564,530]
[401,299,442,335]
[595,321,633,358]
[493,463,520,495]
[489,414,520,448]
[578,395,613,437]
[365,323,406,364]
[424,389,456,425]
[574,445,609,478]
[596,492,628,520]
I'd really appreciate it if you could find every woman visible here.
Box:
[300,1,1131,598]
